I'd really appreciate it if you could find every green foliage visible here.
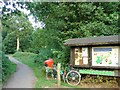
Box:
[24,2,120,67]
[26,2,119,39]
[3,32,17,54]
[52,46,70,66]
[34,48,53,63]
[2,2,33,53]
[2,2,120,75]
[31,29,62,52]
[33,46,70,68]
[30,29,69,65]
[2,13,33,54]
[1,51,17,84]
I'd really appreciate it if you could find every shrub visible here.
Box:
[3,33,17,54]
[1,51,17,84]
[34,47,70,68]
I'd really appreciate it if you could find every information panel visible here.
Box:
[74,47,88,65]
[92,46,119,67]
[82,48,88,64]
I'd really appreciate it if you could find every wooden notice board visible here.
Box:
[74,47,89,66]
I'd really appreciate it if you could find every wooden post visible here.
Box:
[57,63,61,88]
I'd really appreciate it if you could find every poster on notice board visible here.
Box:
[92,46,119,67]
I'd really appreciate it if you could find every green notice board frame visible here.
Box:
[79,69,115,76]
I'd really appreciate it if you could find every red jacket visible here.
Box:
[44,58,54,68]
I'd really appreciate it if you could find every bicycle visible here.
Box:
[45,65,57,80]
[45,63,81,86]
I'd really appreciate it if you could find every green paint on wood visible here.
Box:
[79,69,114,76]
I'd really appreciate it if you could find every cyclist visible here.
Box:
[44,58,57,80]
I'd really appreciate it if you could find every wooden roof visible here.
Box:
[64,35,120,46]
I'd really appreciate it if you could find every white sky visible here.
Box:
[1,0,44,29]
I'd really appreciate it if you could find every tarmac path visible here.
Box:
[3,56,37,88]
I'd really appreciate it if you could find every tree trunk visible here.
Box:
[17,37,20,51]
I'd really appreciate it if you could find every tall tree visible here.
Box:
[2,1,33,53]
[26,2,119,40]
[24,2,119,64]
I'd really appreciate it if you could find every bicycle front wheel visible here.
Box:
[66,70,81,86]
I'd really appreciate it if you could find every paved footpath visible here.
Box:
[3,56,37,88]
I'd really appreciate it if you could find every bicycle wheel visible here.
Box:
[66,70,81,86]
[46,71,53,80]
[46,69,57,80]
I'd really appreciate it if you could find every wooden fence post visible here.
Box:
[57,63,61,88]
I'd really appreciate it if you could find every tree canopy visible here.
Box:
[2,1,33,53]
[26,2,119,40]
[2,2,120,64]
[24,2,119,64]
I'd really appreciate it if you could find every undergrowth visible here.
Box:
[1,51,17,86]
[81,74,119,88]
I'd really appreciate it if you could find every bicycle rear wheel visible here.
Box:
[46,69,57,80]
[46,71,53,80]
[66,70,81,86]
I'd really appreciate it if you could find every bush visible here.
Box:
[34,48,53,64]
[3,33,17,54]
[34,47,70,68]
[1,51,17,84]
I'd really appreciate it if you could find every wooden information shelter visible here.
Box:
[64,35,120,77]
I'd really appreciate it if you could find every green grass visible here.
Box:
[13,52,78,88]
[13,52,56,88]
[3,62,17,83]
